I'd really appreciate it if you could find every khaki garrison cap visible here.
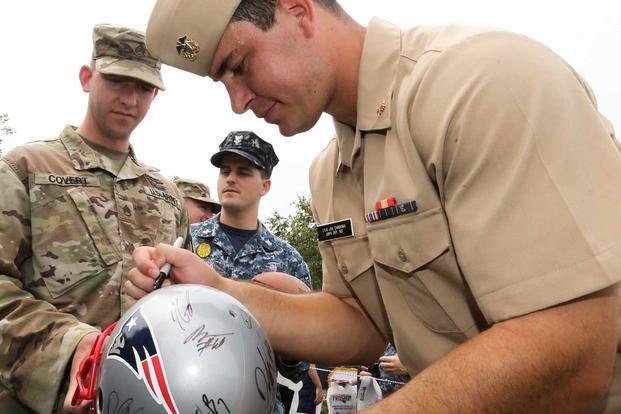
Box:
[173,178,221,213]
[92,24,165,90]
[146,0,241,76]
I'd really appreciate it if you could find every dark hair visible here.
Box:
[231,0,342,31]
[259,168,271,179]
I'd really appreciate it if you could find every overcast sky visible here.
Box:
[1,1,619,220]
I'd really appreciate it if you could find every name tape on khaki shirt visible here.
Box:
[316,218,354,242]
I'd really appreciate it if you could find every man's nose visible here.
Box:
[226,172,238,183]
[224,80,254,114]
[118,84,139,106]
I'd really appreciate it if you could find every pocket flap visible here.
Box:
[368,208,449,273]
[331,236,374,282]
[67,188,121,266]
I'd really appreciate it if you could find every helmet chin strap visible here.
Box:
[71,322,118,408]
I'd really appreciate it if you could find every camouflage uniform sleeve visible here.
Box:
[0,160,97,413]
[172,182,192,252]
[289,250,312,289]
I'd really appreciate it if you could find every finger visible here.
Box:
[131,246,161,278]
[63,384,91,413]
[383,365,397,374]
[126,266,158,292]
[153,242,190,267]
[123,278,162,300]
[63,400,90,414]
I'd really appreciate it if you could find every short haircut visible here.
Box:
[231,0,342,31]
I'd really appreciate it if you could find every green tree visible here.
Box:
[0,113,15,157]
[266,195,322,291]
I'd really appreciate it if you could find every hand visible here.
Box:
[314,386,324,405]
[124,244,222,299]
[63,331,99,413]
[358,365,372,377]
[378,354,408,375]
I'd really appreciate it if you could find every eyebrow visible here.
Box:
[220,163,255,174]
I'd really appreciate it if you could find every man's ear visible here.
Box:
[260,178,272,196]
[152,88,159,99]
[278,0,316,38]
[78,65,93,92]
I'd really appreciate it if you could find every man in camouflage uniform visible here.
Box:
[173,177,221,224]
[0,24,190,413]
[191,131,310,414]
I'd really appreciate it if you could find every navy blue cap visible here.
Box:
[211,131,279,176]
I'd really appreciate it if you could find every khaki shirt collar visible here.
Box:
[60,125,157,179]
[334,17,401,170]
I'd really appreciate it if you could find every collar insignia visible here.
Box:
[376,100,387,118]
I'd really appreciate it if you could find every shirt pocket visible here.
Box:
[367,207,473,335]
[330,237,392,340]
[30,185,121,298]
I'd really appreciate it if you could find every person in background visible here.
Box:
[0,24,189,414]
[297,364,325,413]
[173,177,221,223]
[360,344,410,397]
[191,130,312,414]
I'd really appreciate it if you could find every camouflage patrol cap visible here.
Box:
[173,178,221,213]
[146,0,241,76]
[92,24,166,90]
[211,131,279,177]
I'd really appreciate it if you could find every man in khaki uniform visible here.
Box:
[173,177,221,223]
[0,24,190,413]
[126,1,621,412]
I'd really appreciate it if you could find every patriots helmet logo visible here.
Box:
[106,307,180,414]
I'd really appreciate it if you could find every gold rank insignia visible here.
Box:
[196,242,211,258]
[176,35,200,62]
[376,99,387,117]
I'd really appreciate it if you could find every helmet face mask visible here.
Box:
[93,284,277,414]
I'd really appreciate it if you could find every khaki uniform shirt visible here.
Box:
[0,126,190,413]
[310,19,621,411]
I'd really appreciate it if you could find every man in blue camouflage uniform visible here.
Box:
[0,24,189,413]
[191,131,310,413]
[377,344,411,396]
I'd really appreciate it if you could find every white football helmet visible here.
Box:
[74,284,277,414]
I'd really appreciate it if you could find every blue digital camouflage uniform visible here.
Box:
[191,216,311,287]
[191,215,311,414]
[377,344,411,397]
[0,126,190,413]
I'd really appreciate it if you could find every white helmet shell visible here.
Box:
[96,284,277,414]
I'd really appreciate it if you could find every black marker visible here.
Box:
[153,236,184,289]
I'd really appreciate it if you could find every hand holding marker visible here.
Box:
[153,236,184,289]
